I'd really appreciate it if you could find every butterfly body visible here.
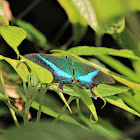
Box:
[24,54,115,99]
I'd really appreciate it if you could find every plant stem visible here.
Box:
[9,108,20,127]
[23,82,30,126]
[36,84,48,123]
[95,33,103,47]
[11,0,40,25]
[23,97,30,126]
[0,70,21,127]
[52,20,70,43]
[5,102,24,116]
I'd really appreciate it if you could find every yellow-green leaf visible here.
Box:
[0,55,29,82]
[0,15,9,26]
[21,56,53,84]
[0,26,26,58]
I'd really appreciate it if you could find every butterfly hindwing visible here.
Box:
[73,61,115,89]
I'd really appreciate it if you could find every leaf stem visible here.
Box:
[0,70,21,127]
[36,84,48,123]
[11,0,40,25]
[52,20,70,43]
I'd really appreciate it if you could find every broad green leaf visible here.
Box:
[70,0,99,31]
[0,15,9,26]
[113,27,139,52]
[21,56,53,84]
[16,19,47,48]
[110,73,140,91]
[1,121,106,140]
[105,96,140,117]
[58,0,87,42]
[0,55,29,82]
[0,91,10,101]
[120,91,140,113]
[50,83,130,98]
[68,46,140,60]
[94,85,130,97]
[79,113,122,140]
[0,26,26,58]
[91,0,140,26]
[96,55,140,82]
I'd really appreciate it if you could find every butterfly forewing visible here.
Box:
[24,54,74,84]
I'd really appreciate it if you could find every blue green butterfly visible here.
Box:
[24,54,115,99]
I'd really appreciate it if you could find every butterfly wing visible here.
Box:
[24,54,74,92]
[73,61,115,99]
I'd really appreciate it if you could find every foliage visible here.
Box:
[0,0,140,140]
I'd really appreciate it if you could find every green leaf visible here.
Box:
[0,55,29,83]
[58,0,87,42]
[133,60,140,79]
[105,96,140,117]
[119,91,140,113]
[91,0,140,26]
[96,55,140,82]
[70,0,99,31]
[0,26,26,58]
[72,86,98,122]
[0,15,9,26]
[51,83,130,98]
[16,19,47,48]
[1,121,106,140]
[94,85,130,97]
[68,46,140,60]
[21,56,53,84]
[113,27,140,52]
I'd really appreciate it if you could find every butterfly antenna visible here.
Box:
[90,88,97,100]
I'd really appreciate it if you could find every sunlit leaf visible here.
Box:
[0,15,9,26]
[21,56,53,84]
[0,55,29,82]
[68,46,140,60]
[0,26,26,58]
[58,0,87,42]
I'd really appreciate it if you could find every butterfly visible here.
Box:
[24,54,115,99]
